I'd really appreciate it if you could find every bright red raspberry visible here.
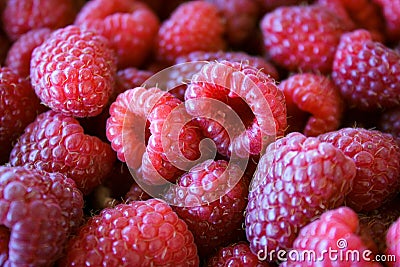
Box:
[379,107,400,139]
[5,28,52,78]
[318,0,385,42]
[205,0,260,48]
[75,0,160,68]
[245,132,356,261]
[60,199,199,266]
[155,1,226,64]
[386,216,400,267]
[1,0,79,41]
[318,127,400,212]
[106,87,203,185]
[30,25,117,118]
[175,50,279,80]
[332,29,400,110]
[260,4,349,74]
[185,60,287,158]
[166,160,248,257]
[9,110,116,194]
[373,0,400,42]
[0,67,44,164]
[281,207,381,267]
[0,166,84,266]
[278,73,344,137]
[358,196,400,254]
[207,241,271,267]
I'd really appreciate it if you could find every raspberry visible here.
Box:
[166,160,248,257]
[9,110,116,194]
[281,207,381,266]
[155,1,226,64]
[60,199,199,266]
[106,87,203,185]
[379,107,400,139]
[75,0,160,68]
[207,241,271,267]
[245,132,356,261]
[1,0,78,41]
[116,68,154,96]
[332,29,400,110]
[205,0,260,48]
[260,4,349,74]
[175,50,279,80]
[257,0,312,11]
[0,166,84,266]
[125,181,151,203]
[318,127,400,212]
[5,28,52,78]
[278,73,344,137]
[185,60,287,158]
[386,216,400,267]
[30,25,117,118]
[373,0,400,42]
[0,67,44,164]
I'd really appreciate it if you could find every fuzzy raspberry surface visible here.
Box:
[30,25,117,118]
[245,132,356,260]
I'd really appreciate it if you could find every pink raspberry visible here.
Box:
[278,73,344,137]
[245,132,356,261]
[185,60,287,158]
[1,0,79,41]
[0,166,84,266]
[30,25,117,118]
[318,127,400,212]
[60,199,199,266]
[0,67,44,164]
[260,4,349,74]
[116,67,154,96]
[166,160,249,257]
[75,0,160,68]
[332,29,400,110]
[386,216,400,267]
[379,107,400,139]
[5,28,52,78]
[9,110,116,194]
[207,241,271,266]
[155,1,226,64]
[281,207,381,267]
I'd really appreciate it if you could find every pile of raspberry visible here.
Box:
[1,0,400,266]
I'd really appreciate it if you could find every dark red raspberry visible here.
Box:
[318,0,385,42]
[0,67,44,164]
[116,67,154,96]
[318,127,400,212]
[245,132,356,261]
[60,199,199,266]
[373,0,400,42]
[125,181,151,203]
[379,107,400,139]
[166,160,248,257]
[9,110,116,194]
[175,50,279,80]
[332,29,400,110]
[155,1,226,64]
[205,0,261,48]
[75,0,159,68]
[0,166,84,266]
[281,207,381,267]
[5,28,51,78]
[207,241,271,267]
[358,196,400,254]
[386,216,400,267]
[278,73,344,137]
[185,60,287,158]
[260,4,349,74]
[1,0,79,41]
[30,25,117,118]
[256,0,312,11]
